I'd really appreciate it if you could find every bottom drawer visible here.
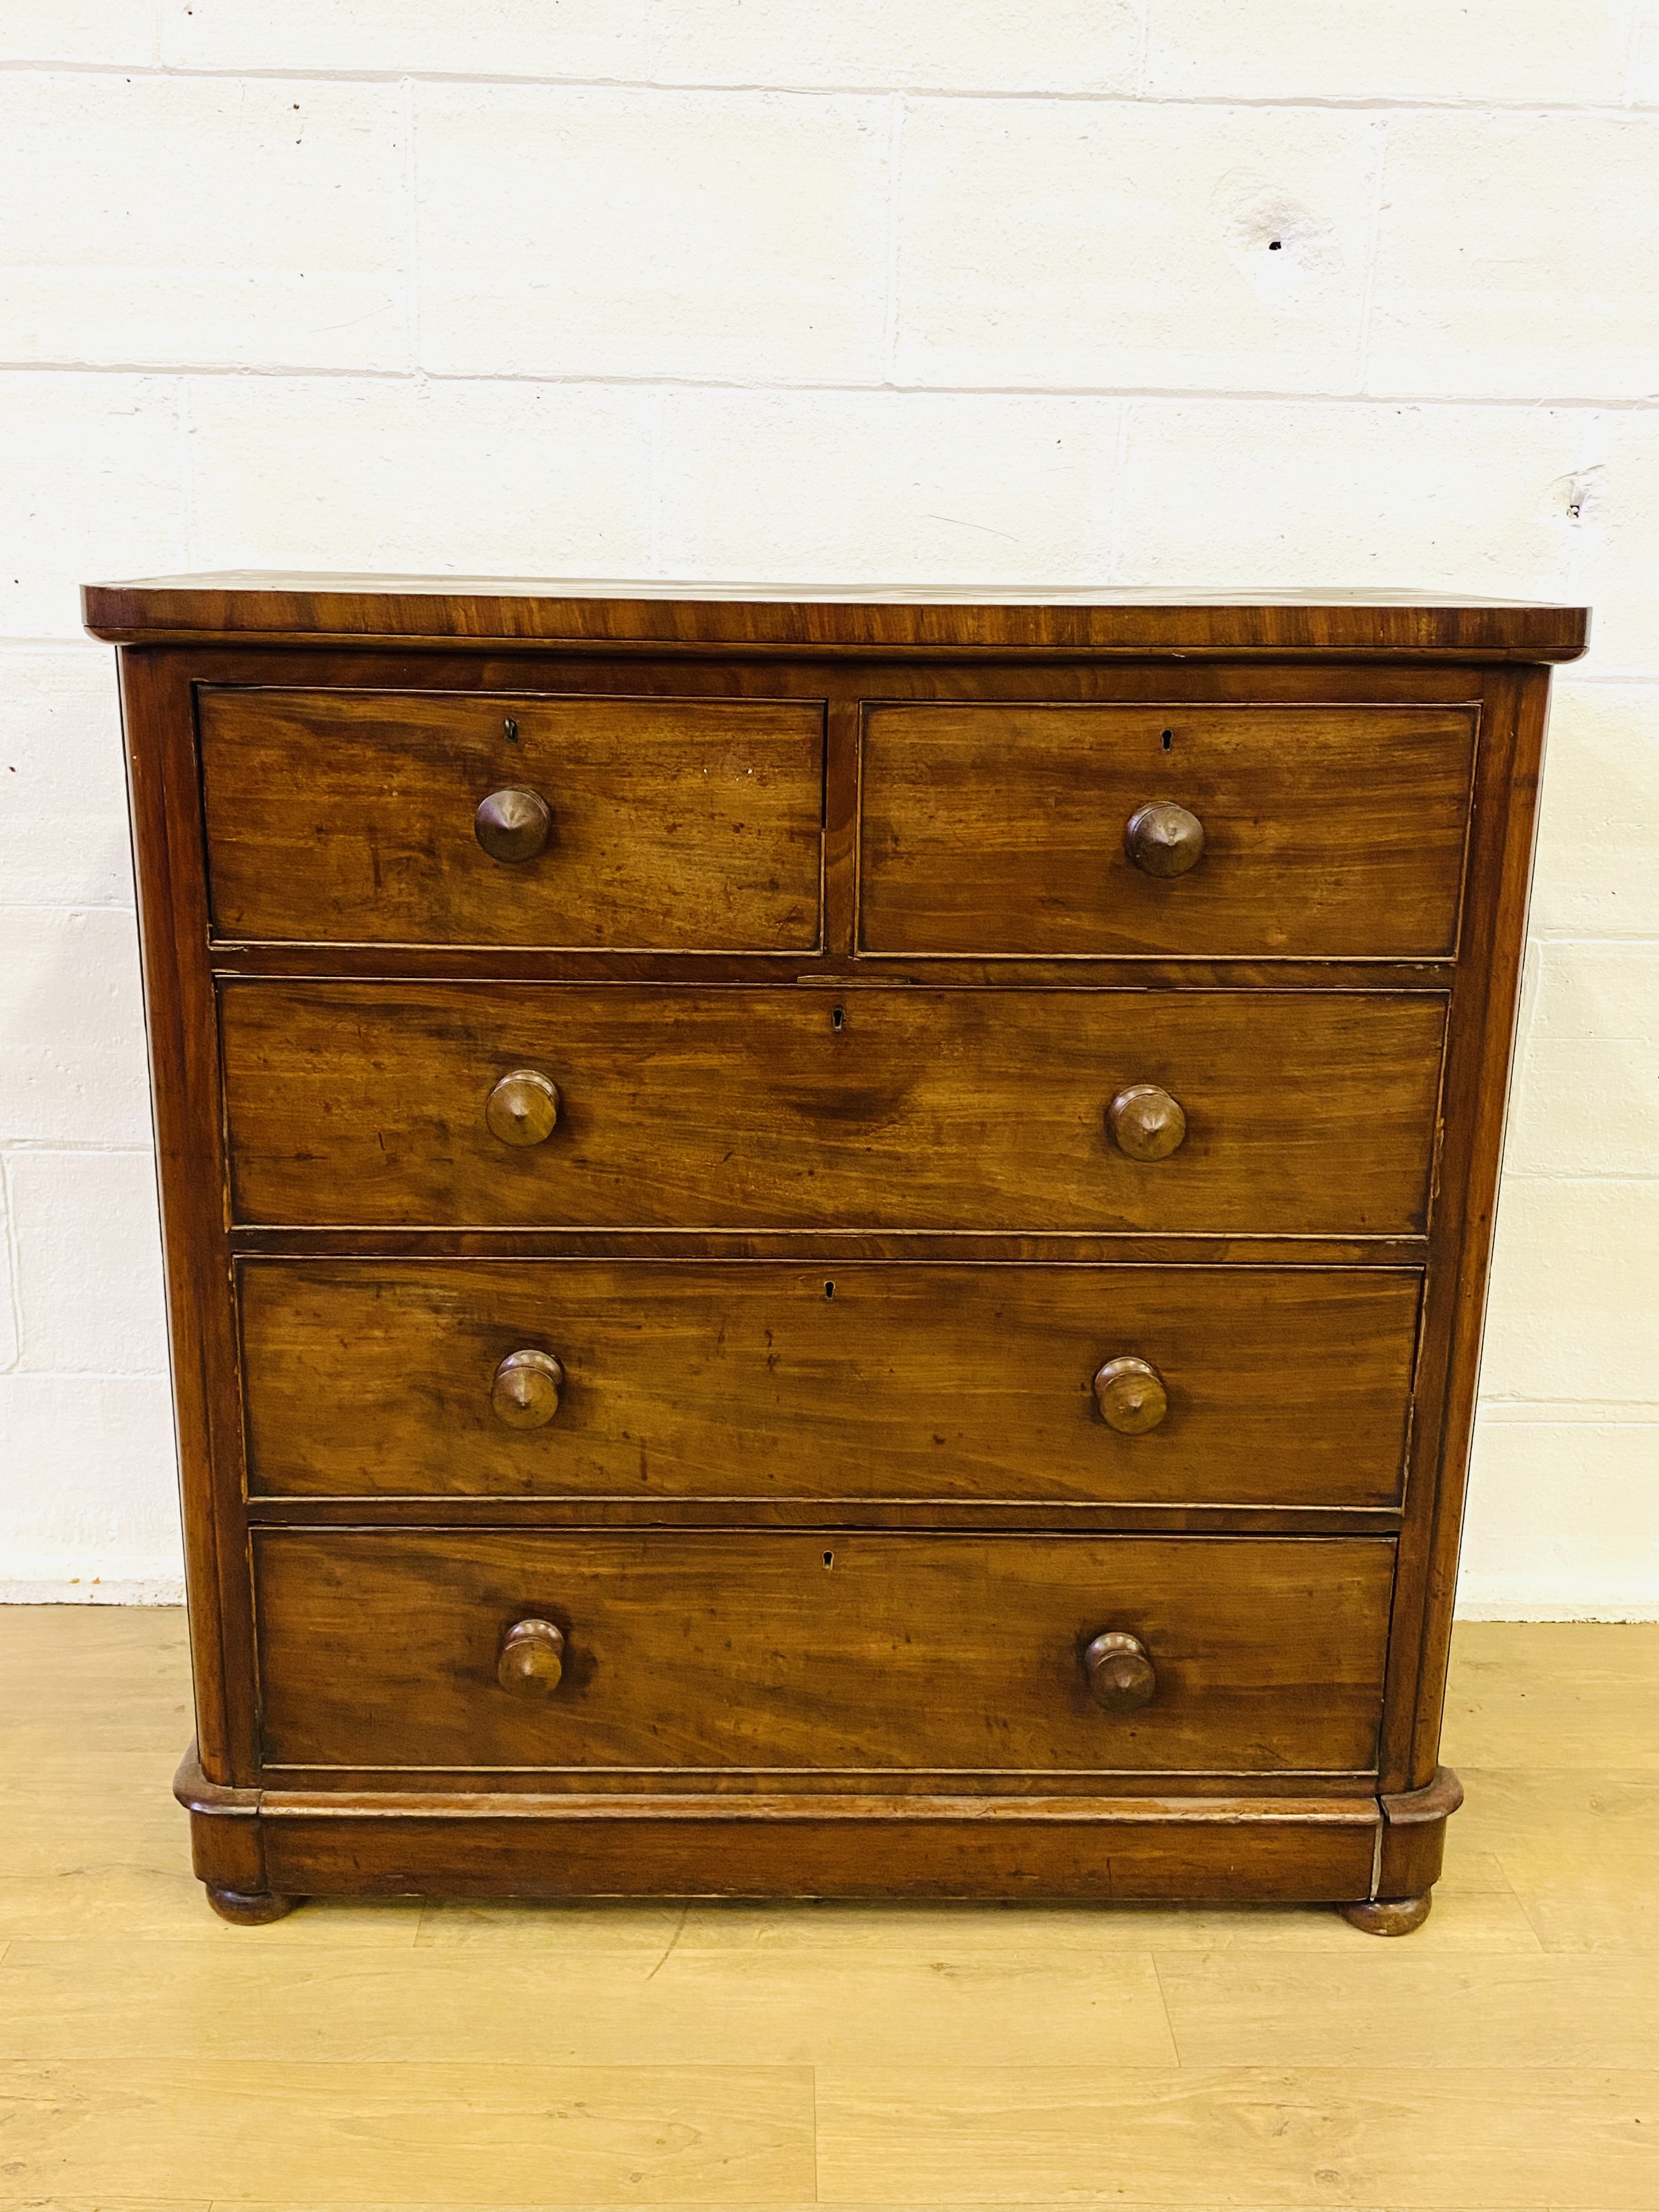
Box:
[253,1531,1393,1778]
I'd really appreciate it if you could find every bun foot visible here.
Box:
[1340,1893,1433,1937]
[206,1884,300,1926]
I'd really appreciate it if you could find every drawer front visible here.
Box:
[240,1261,1420,1508]
[860,703,1477,958]
[252,1530,1395,1775]
[199,689,825,950]
[221,984,1446,1234]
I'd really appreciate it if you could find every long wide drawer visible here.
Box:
[198,688,826,950]
[859,702,1477,958]
[219,984,1447,1233]
[252,1530,1395,1775]
[239,1261,1421,1508]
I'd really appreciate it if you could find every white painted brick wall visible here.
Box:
[658,390,1116,583]
[1482,1182,1659,1409]
[648,1,1141,93]
[2,3,156,66]
[1528,686,1659,936]
[0,1169,20,1374]
[186,377,657,574]
[0,911,153,1149]
[9,1152,168,1376]
[0,376,187,640]
[1571,412,1659,671]
[1144,0,1635,104]
[2,2,1655,1612]
[159,0,653,79]
[2,74,409,371]
[1368,114,1659,400]
[1114,402,1589,591]
[894,103,1384,393]
[0,654,134,906]
[1506,945,1659,1177]
[415,87,892,382]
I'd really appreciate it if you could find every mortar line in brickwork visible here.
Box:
[402,74,421,382]
[0,903,138,917]
[7,363,1658,413]
[1,1370,170,1384]
[881,94,904,385]
[177,377,196,569]
[1353,116,1391,393]
[1104,402,1130,585]
[1563,413,1612,605]
[1620,3,1650,105]
[646,386,665,578]
[1479,1399,1659,1415]
[1497,1169,1659,1184]
[1527,926,1659,944]
[0,1156,22,1377]
[0,60,1655,117]
[0,1141,154,1158]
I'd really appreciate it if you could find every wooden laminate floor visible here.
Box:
[1,1609,1656,2209]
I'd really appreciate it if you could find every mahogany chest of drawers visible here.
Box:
[85,578,1587,1933]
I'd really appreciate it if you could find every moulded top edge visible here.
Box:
[81,573,1590,661]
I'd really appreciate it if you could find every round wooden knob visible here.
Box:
[1084,1630,1157,1712]
[486,1069,560,1147]
[497,1618,565,1696]
[1125,801,1204,878]
[475,787,550,863]
[1093,1355,1168,1435]
[1108,1084,1187,1162]
[492,1348,564,1429]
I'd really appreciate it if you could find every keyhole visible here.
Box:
[503,717,520,743]
[1161,729,1173,752]
[822,1550,835,1569]
[824,1280,836,1299]
[831,1006,845,1031]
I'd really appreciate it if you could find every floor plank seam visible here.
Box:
[1149,1945,1185,2067]
[810,2058,821,2205]
[642,1899,692,1983]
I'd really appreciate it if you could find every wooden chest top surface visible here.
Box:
[84,573,1589,658]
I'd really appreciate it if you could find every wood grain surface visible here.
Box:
[82,574,1592,661]
[94,585,1565,1909]
[860,703,1477,958]
[237,1259,1421,1508]
[219,983,1448,1233]
[250,1529,1395,1776]
[199,688,825,950]
[256,1801,1382,1904]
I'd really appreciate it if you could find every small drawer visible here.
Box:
[239,1260,1421,1509]
[251,1530,1395,1776]
[859,703,1477,958]
[198,687,825,950]
[219,982,1447,1234]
